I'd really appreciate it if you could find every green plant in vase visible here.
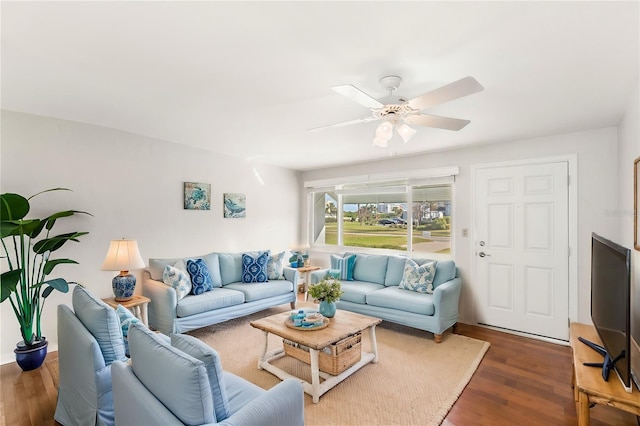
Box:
[309,278,343,318]
[0,188,90,370]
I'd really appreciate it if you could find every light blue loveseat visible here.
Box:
[143,251,299,335]
[311,252,462,342]
[112,323,304,426]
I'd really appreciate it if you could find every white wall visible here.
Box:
[0,111,301,363]
[302,127,620,327]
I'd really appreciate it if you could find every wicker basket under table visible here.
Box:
[283,333,362,375]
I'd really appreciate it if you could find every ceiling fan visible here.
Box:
[310,75,484,147]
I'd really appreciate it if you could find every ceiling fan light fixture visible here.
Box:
[372,135,389,148]
[397,122,417,143]
[375,120,394,138]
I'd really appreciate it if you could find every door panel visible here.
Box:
[475,161,569,340]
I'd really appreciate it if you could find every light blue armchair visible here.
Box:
[55,286,128,426]
[112,323,304,425]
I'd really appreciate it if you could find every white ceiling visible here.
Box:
[2,1,638,171]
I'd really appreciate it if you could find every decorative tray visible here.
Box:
[285,317,330,331]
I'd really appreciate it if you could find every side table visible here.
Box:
[296,266,321,301]
[102,294,151,327]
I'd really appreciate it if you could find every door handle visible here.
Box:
[478,252,491,258]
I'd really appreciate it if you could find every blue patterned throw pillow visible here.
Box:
[116,305,141,357]
[242,252,269,283]
[330,254,356,281]
[399,259,436,294]
[267,251,285,280]
[186,258,215,295]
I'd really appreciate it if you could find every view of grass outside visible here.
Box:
[324,221,451,252]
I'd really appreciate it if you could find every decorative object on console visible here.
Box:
[223,192,246,218]
[183,182,211,210]
[0,188,90,371]
[309,278,343,318]
[101,239,145,301]
[289,250,304,267]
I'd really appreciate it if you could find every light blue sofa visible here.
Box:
[112,323,304,426]
[143,251,299,335]
[311,252,462,342]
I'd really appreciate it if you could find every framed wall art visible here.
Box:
[184,182,211,210]
[223,193,246,218]
[635,157,640,250]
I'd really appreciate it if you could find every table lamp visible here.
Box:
[101,239,145,301]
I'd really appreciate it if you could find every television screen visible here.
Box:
[590,232,632,392]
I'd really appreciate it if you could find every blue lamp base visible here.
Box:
[113,272,136,301]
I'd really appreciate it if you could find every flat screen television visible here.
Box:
[581,232,633,392]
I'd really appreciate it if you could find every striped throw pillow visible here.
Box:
[330,254,356,281]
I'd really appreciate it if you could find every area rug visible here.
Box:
[188,306,490,426]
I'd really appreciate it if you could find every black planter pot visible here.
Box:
[14,338,48,371]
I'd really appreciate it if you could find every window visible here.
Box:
[307,169,456,256]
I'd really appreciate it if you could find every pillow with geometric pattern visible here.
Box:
[186,258,215,295]
[398,259,436,294]
[241,251,269,283]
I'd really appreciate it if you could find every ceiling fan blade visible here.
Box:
[332,84,384,109]
[407,76,484,111]
[308,116,380,132]
[404,114,471,131]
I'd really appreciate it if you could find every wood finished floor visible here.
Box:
[1,323,637,425]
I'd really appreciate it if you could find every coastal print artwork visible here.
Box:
[184,182,211,210]
[224,193,246,218]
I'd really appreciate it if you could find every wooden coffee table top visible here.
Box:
[250,304,381,350]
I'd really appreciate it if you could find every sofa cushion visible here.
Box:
[399,259,436,294]
[224,280,294,302]
[327,269,341,279]
[72,286,126,365]
[116,305,141,357]
[330,254,356,281]
[176,288,245,317]
[241,252,269,283]
[338,281,385,304]
[366,286,436,316]
[432,260,457,288]
[171,333,230,421]
[163,265,192,300]
[219,252,243,285]
[267,251,285,280]
[128,324,215,425]
[350,253,389,285]
[384,255,409,286]
[187,258,215,295]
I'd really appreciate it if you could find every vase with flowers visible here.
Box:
[308,278,343,318]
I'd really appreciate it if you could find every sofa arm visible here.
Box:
[217,378,304,426]
[432,277,462,327]
[141,272,178,335]
[310,269,328,285]
[282,267,299,285]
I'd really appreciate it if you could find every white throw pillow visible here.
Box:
[163,263,192,300]
[399,259,436,294]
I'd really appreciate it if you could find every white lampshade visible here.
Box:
[397,123,417,143]
[101,239,145,272]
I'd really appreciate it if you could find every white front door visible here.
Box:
[474,161,569,341]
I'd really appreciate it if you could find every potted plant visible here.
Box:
[308,277,343,318]
[0,188,90,371]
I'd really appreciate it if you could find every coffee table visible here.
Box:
[250,307,382,403]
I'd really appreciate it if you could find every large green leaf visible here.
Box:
[43,259,78,275]
[33,232,89,254]
[0,193,30,221]
[44,210,93,231]
[1,269,22,302]
[40,278,69,296]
